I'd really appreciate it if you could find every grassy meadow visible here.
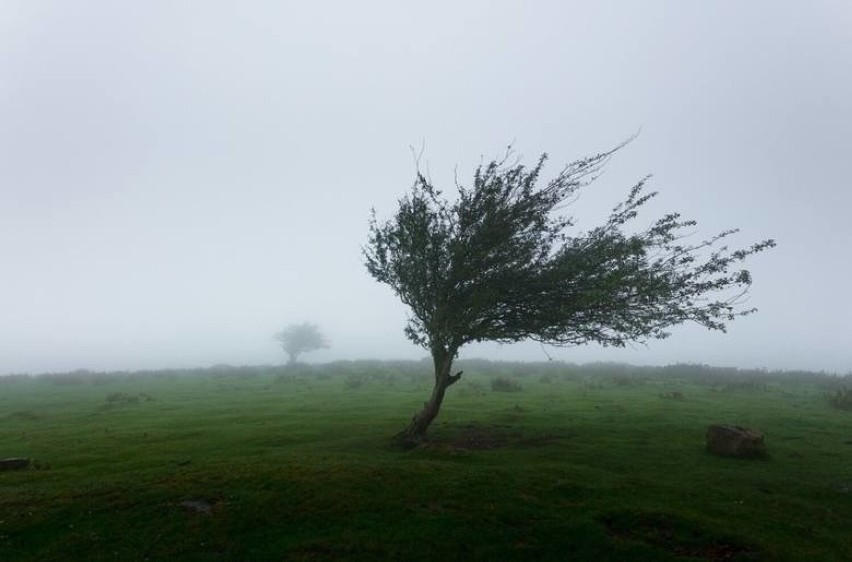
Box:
[1,361,850,561]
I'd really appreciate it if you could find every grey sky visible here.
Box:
[1,1,850,374]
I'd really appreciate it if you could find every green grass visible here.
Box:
[1,361,850,561]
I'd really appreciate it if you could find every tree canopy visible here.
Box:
[364,142,775,441]
[273,322,329,365]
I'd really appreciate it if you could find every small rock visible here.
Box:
[0,458,30,471]
[179,500,213,515]
[706,424,766,458]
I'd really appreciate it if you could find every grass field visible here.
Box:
[1,361,850,561]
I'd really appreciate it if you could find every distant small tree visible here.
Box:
[364,141,775,443]
[273,323,329,365]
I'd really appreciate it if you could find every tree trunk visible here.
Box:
[395,346,462,445]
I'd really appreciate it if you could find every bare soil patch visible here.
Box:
[416,423,567,451]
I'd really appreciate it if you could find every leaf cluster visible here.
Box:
[273,323,329,357]
[364,144,775,354]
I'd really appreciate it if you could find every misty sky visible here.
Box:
[1,1,850,375]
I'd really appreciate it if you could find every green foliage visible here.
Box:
[490,376,523,392]
[364,142,775,437]
[344,374,366,390]
[826,385,852,410]
[364,142,775,354]
[273,322,329,364]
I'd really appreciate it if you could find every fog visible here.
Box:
[1,1,850,375]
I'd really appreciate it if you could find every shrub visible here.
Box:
[344,375,366,390]
[826,386,852,411]
[491,377,522,393]
[105,392,154,405]
[106,392,139,404]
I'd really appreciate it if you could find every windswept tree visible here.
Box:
[273,323,329,365]
[364,142,775,443]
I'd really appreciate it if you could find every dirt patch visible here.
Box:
[417,423,567,451]
[448,424,512,449]
[178,498,225,516]
[179,499,213,515]
[515,433,567,448]
[413,442,469,455]
[600,511,758,561]
[0,458,30,471]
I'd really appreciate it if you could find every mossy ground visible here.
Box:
[1,361,850,561]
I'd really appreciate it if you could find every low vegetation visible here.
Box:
[0,361,850,560]
[105,391,155,405]
[826,384,852,411]
[490,376,523,393]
